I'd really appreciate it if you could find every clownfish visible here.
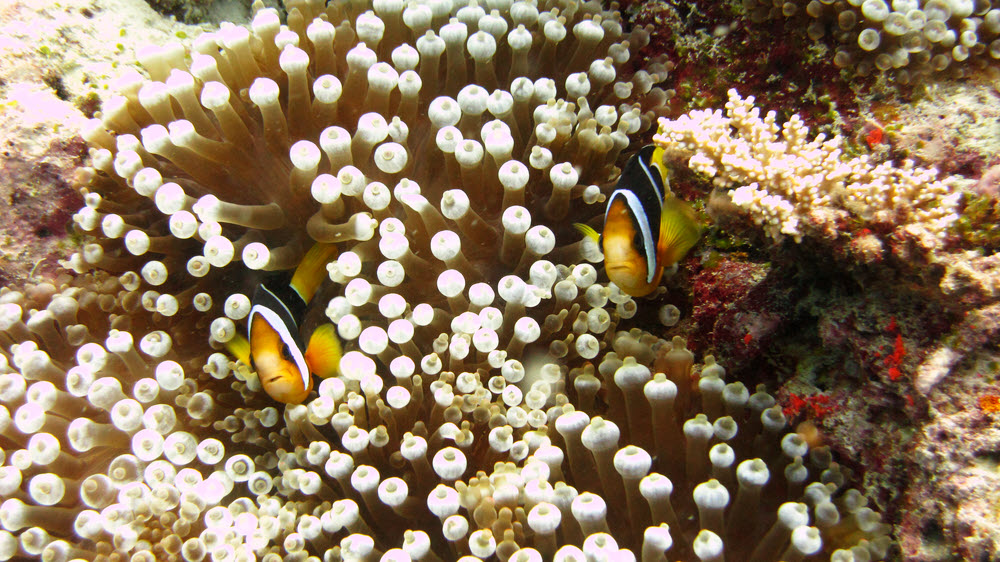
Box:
[226,243,342,404]
[576,145,701,297]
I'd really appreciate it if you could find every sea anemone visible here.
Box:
[746,0,1000,79]
[0,0,890,559]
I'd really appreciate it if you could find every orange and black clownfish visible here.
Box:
[577,145,701,297]
[227,243,342,404]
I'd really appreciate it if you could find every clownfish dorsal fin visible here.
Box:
[304,324,343,379]
[290,243,339,304]
[656,195,702,267]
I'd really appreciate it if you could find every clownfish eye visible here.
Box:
[280,344,292,360]
[632,231,643,251]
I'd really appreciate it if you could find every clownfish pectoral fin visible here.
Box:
[290,243,339,304]
[304,323,343,379]
[225,334,252,367]
[656,195,702,267]
[573,223,601,243]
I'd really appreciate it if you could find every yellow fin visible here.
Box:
[573,223,601,243]
[290,243,339,304]
[650,145,669,188]
[224,334,252,367]
[651,145,666,167]
[657,195,702,266]
[304,323,342,379]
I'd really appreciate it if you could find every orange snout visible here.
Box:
[251,350,312,404]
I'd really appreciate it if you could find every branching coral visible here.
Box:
[0,0,891,560]
[654,89,961,246]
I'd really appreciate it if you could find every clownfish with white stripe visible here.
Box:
[226,243,342,404]
[576,145,701,297]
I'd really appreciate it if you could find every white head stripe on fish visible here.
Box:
[248,303,310,389]
[258,284,300,327]
[607,188,658,284]
[639,155,666,206]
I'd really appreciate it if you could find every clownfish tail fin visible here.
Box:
[290,243,339,304]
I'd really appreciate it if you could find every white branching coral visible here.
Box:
[654,89,961,244]
[0,1,891,561]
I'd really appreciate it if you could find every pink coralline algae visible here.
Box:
[0,137,85,286]
[688,257,795,369]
